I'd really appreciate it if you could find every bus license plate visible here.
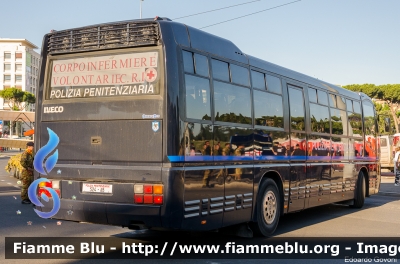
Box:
[82,183,112,194]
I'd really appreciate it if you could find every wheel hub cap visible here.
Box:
[263,190,277,224]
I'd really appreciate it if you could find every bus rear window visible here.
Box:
[47,51,160,100]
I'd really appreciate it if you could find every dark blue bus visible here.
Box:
[34,17,379,236]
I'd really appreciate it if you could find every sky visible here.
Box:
[0,0,399,86]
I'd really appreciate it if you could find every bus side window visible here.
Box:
[266,74,282,94]
[251,70,265,90]
[309,103,330,134]
[182,51,194,74]
[288,85,305,131]
[363,100,377,157]
[214,81,251,124]
[253,90,284,128]
[184,75,211,120]
[230,64,249,87]
[346,99,353,112]
[363,101,376,136]
[330,108,347,136]
[212,59,229,82]
[317,90,328,106]
[353,101,362,114]
[193,53,209,77]
[308,87,317,103]
[328,94,337,108]
[348,112,362,137]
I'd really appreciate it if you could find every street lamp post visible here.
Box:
[140,0,144,19]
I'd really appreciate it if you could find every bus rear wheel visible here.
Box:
[252,178,280,237]
[351,171,365,208]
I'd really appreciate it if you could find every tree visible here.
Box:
[342,84,400,133]
[0,87,36,137]
[0,87,35,111]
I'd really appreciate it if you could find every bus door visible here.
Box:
[287,84,309,212]
[305,88,333,208]
[307,135,332,207]
[214,126,254,227]
[288,132,307,212]
[331,95,356,202]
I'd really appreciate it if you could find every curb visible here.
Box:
[377,192,400,197]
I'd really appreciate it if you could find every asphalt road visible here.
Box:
[0,155,399,264]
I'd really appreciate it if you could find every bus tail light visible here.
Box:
[134,194,144,204]
[153,195,163,204]
[144,194,153,204]
[153,185,163,194]
[143,185,153,194]
[134,185,143,194]
[134,184,163,205]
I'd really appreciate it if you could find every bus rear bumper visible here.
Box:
[45,199,162,228]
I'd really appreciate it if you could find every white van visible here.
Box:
[380,133,400,171]
[380,135,394,171]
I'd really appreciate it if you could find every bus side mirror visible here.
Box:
[384,117,390,132]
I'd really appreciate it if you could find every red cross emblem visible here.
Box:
[145,68,157,82]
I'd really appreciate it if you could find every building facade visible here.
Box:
[0,38,40,110]
[0,39,40,136]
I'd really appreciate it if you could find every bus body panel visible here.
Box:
[40,120,163,164]
[160,167,185,229]
[159,22,182,162]
[181,165,224,231]
[48,196,162,228]
[41,100,163,122]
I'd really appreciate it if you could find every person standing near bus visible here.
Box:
[234,144,245,180]
[291,144,305,156]
[202,141,212,188]
[273,142,287,156]
[202,141,212,155]
[272,142,279,155]
[394,146,400,186]
[214,142,224,183]
[215,143,231,183]
[214,142,222,156]
[20,142,34,204]
[222,143,231,156]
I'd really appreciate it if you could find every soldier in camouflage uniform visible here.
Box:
[234,144,245,180]
[222,143,231,156]
[202,141,212,188]
[20,142,34,204]
[214,142,226,183]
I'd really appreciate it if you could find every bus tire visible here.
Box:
[351,171,365,208]
[252,178,280,237]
